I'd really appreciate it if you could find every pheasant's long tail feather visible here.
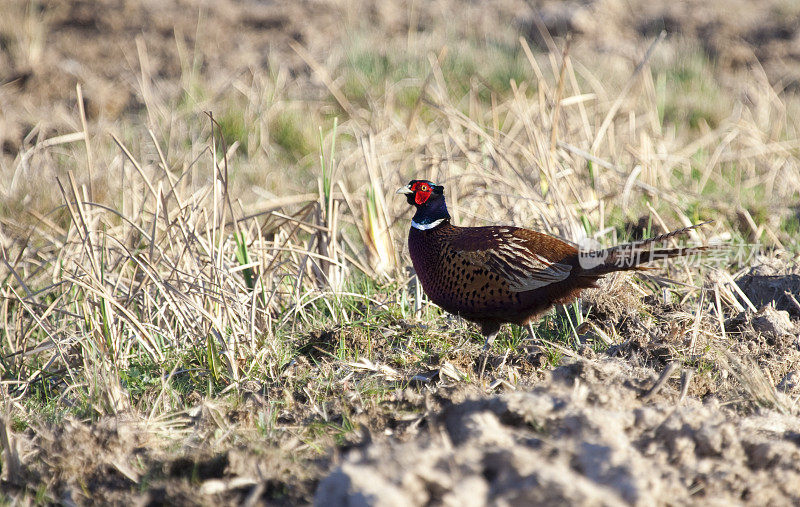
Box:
[580,221,712,276]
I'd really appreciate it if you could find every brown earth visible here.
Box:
[319,359,800,505]
[3,262,799,504]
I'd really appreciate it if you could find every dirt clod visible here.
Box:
[316,359,800,505]
[737,259,800,318]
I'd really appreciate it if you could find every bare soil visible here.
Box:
[4,262,799,504]
[319,359,800,505]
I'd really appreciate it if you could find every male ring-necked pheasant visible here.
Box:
[398,180,708,350]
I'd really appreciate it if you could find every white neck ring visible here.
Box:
[411,218,445,230]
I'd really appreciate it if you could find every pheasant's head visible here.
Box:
[396,180,442,206]
[397,180,450,229]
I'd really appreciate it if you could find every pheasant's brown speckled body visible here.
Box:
[408,222,587,336]
[397,179,708,344]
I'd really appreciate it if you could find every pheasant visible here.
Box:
[397,179,709,352]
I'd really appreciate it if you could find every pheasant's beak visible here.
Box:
[396,185,413,195]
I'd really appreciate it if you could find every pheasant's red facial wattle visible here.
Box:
[412,182,432,205]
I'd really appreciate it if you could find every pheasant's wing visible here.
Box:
[449,226,575,292]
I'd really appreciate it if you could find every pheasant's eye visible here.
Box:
[419,184,429,192]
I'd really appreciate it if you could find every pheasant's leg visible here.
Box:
[483,330,499,351]
[479,330,499,379]
[526,323,542,354]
